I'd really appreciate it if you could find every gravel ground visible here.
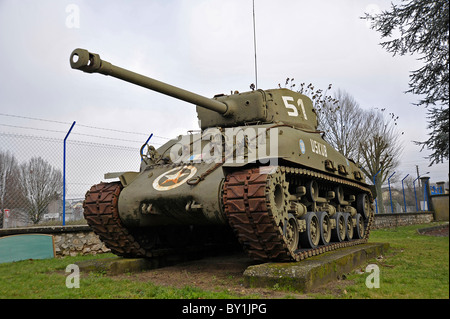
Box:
[114,251,311,298]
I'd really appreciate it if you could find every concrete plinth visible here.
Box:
[244,242,389,292]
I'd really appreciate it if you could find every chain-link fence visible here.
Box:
[1,115,448,227]
[377,174,448,214]
[0,118,167,228]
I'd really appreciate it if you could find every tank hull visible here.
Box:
[116,124,372,231]
[118,162,226,227]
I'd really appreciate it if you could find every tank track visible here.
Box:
[83,182,151,258]
[223,166,374,262]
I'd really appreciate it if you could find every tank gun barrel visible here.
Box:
[70,48,230,115]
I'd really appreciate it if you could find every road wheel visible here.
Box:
[317,211,331,245]
[300,212,320,248]
[331,212,346,242]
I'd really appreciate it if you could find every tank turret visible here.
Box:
[70,48,318,131]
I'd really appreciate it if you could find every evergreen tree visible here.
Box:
[365,0,449,165]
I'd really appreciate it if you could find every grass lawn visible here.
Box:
[0,222,448,299]
[0,253,243,299]
[312,222,449,299]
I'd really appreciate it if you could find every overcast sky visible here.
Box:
[0,0,448,185]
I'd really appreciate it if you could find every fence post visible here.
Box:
[63,121,76,226]
[140,133,153,161]
[413,176,420,211]
[413,172,430,212]
[373,169,382,214]
[401,174,409,213]
[388,171,396,213]
[420,176,432,211]
[424,178,429,211]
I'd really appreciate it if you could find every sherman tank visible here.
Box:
[70,48,375,261]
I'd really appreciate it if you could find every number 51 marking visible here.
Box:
[282,96,308,120]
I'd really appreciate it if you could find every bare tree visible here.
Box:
[358,110,403,213]
[18,157,63,224]
[319,89,369,162]
[316,89,404,212]
[0,151,22,228]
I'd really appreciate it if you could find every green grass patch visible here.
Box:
[313,223,449,299]
[0,253,244,299]
[0,223,448,299]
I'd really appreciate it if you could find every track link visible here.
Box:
[223,166,374,262]
[83,182,150,258]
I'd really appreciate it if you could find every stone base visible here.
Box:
[243,242,389,292]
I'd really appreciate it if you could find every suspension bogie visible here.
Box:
[223,166,374,261]
[283,171,372,251]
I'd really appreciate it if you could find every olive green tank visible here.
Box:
[71,48,375,261]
